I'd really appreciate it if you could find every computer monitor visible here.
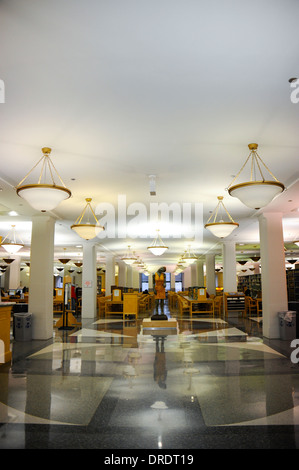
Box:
[9,289,16,296]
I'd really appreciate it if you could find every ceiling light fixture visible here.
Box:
[121,245,137,265]
[182,245,198,265]
[0,225,24,254]
[147,229,168,256]
[294,240,299,247]
[58,248,71,265]
[71,198,104,240]
[204,196,239,238]
[227,143,285,210]
[16,147,71,212]
[2,258,15,264]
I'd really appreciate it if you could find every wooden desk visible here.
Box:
[256,298,262,317]
[53,300,64,313]
[189,299,214,318]
[105,300,123,318]
[105,294,139,320]
[183,296,214,318]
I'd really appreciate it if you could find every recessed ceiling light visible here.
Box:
[8,211,18,216]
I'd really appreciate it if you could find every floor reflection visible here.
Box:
[1,300,299,449]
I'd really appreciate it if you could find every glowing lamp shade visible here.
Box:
[17,185,71,212]
[71,223,104,241]
[71,198,104,240]
[205,221,239,238]
[147,230,168,256]
[228,143,284,210]
[16,147,71,212]
[204,196,239,239]
[182,246,198,265]
[122,257,137,265]
[228,181,284,211]
[148,246,168,256]
[0,225,24,254]
[121,245,137,265]
[1,243,23,254]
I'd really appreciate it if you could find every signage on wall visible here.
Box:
[83,280,93,288]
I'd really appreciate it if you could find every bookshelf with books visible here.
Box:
[237,274,262,298]
[286,269,299,302]
[239,269,299,303]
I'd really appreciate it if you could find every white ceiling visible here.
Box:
[1,0,299,273]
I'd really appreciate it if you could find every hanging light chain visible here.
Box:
[206,197,236,224]
[73,199,99,225]
[17,148,68,188]
[228,146,280,189]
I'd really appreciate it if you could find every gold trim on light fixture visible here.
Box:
[147,229,169,256]
[181,245,198,265]
[16,147,71,211]
[71,198,104,240]
[204,196,239,238]
[0,225,24,254]
[227,143,285,210]
[58,248,71,264]
[121,245,137,265]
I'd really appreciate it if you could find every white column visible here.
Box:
[132,269,140,289]
[196,259,204,286]
[105,254,115,296]
[222,241,237,292]
[117,260,126,287]
[126,265,133,287]
[191,263,197,285]
[206,253,216,295]
[29,215,55,340]
[82,242,97,319]
[148,271,153,291]
[8,255,21,289]
[184,266,192,288]
[253,262,260,274]
[170,273,175,291]
[259,212,288,339]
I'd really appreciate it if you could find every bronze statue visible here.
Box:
[152,267,167,319]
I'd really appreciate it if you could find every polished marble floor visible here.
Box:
[1,300,299,450]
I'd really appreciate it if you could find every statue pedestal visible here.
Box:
[151,313,168,321]
[142,318,178,336]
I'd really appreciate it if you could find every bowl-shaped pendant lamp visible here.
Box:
[58,248,71,265]
[147,229,169,256]
[16,147,71,212]
[71,198,104,240]
[121,245,137,265]
[228,143,284,210]
[1,225,24,254]
[205,196,239,238]
[2,258,15,264]
[181,246,198,265]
